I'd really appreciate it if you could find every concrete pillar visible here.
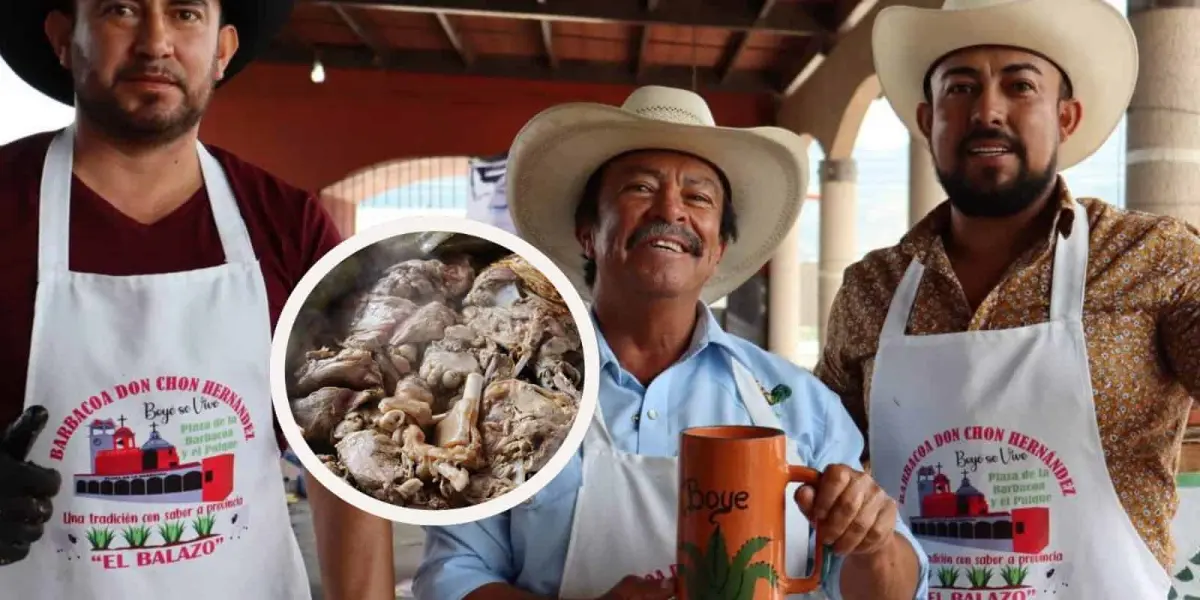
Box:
[768,214,804,363]
[818,158,857,346]
[1125,1,1200,227]
[909,136,944,227]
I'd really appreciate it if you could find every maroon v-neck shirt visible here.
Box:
[0,130,344,451]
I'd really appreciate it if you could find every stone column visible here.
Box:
[909,136,944,227]
[768,214,803,363]
[818,158,857,346]
[1125,1,1200,227]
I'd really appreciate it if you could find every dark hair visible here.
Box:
[574,149,740,287]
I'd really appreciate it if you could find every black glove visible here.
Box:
[0,406,61,566]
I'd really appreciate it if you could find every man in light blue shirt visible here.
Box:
[414,85,930,600]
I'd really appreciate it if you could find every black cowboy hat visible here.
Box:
[0,0,295,106]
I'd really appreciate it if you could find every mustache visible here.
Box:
[116,63,183,86]
[959,128,1026,158]
[626,221,703,256]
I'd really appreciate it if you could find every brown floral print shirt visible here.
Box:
[813,179,1200,570]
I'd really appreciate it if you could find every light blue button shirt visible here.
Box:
[414,305,930,600]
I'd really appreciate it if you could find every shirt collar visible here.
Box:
[899,175,1079,262]
[592,301,749,376]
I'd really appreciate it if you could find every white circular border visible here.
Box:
[270,215,600,527]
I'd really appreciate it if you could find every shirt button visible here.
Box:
[647,410,658,420]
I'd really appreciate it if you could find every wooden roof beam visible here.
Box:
[836,0,878,33]
[539,21,558,69]
[631,0,657,78]
[778,36,828,96]
[435,13,475,66]
[716,0,780,84]
[807,0,877,36]
[314,0,824,36]
[262,42,776,93]
[329,4,390,66]
[633,25,651,77]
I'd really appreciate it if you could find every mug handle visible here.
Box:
[784,466,825,594]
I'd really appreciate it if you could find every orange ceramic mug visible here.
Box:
[676,425,826,599]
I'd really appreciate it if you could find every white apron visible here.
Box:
[558,351,819,598]
[868,200,1171,599]
[0,126,310,599]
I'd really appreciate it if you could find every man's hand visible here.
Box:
[596,575,676,600]
[0,406,62,566]
[795,464,896,556]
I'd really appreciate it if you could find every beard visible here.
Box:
[72,47,217,145]
[935,129,1058,218]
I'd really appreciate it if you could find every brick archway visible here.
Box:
[317,156,474,235]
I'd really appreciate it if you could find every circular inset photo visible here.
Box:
[270,216,599,526]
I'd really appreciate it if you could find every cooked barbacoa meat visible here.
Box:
[369,258,475,304]
[289,240,585,510]
[336,430,413,493]
[294,347,382,396]
[343,295,419,349]
[390,301,459,346]
[370,345,412,397]
[292,387,382,448]
[480,378,577,477]
[378,377,438,429]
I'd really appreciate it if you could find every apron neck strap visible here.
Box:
[37,126,256,277]
[197,144,256,264]
[1048,199,1090,322]
[880,199,1091,339]
[880,261,926,340]
[37,128,74,276]
[725,351,778,427]
[584,399,617,449]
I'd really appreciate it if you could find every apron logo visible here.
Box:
[43,375,257,571]
[684,478,750,525]
[48,376,256,462]
[73,418,234,505]
[895,425,1078,598]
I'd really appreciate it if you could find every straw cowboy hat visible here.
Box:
[0,0,295,107]
[872,0,1137,170]
[506,85,809,305]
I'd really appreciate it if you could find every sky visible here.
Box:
[0,57,74,145]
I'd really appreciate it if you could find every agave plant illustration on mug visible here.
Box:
[1168,548,1200,600]
[677,525,780,600]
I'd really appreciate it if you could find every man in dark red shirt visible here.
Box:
[0,2,395,599]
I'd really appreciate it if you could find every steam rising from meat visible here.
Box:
[287,234,585,509]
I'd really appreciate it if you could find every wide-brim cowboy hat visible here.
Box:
[0,0,295,107]
[505,85,809,306]
[873,0,1137,171]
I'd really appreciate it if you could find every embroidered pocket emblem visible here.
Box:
[767,384,791,406]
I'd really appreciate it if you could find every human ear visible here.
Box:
[214,25,240,81]
[1058,97,1082,142]
[44,11,73,70]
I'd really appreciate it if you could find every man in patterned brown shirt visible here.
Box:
[815,0,1200,596]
